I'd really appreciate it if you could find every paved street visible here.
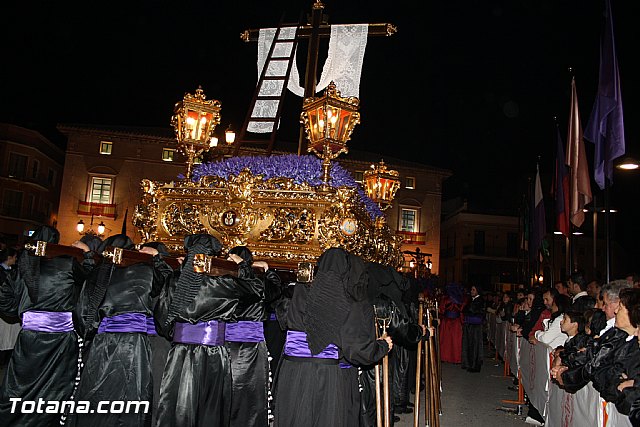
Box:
[396,347,528,427]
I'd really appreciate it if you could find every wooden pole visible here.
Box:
[413,298,424,427]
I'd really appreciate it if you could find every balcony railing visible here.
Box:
[396,230,426,245]
[77,201,117,218]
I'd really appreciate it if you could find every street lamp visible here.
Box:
[615,156,640,171]
[171,86,222,179]
[205,123,236,162]
[301,81,361,189]
[77,214,105,236]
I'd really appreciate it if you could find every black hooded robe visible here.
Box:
[273,249,389,427]
[68,235,172,427]
[153,235,263,427]
[0,227,94,427]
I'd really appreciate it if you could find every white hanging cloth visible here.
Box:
[255,23,369,98]
[250,24,368,133]
[316,24,369,98]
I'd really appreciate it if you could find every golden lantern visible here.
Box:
[363,160,401,210]
[300,81,361,188]
[171,86,222,179]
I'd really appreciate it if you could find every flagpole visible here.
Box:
[569,223,575,274]
[604,179,611,283]
[592,195,598,274]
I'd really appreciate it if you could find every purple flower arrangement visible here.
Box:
[192,154,383,219]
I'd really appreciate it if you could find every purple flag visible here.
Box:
[584,0,625,190]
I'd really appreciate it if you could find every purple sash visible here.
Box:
[225,321,265,343]
[284,330,338,359]
[174,320,226,346]
[445,311,461,319]
[98,313,148,334]
[146,316,158,335]
[22,310,73,333]
[464,314,484,325]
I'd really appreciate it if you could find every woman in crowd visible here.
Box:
[532,293,571,350]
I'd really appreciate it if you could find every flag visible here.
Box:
[566,78,593,227]
[553,127,570,237]
[121,207,128,235]
[584,0,625,190]
[531,164,546,263]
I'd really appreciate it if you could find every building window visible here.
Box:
[400,208,418,232]
[162,148,175,162]
[405,176,415,189]
[8,153,28,178]
[100,141,113,155]
[47,169,56,186]
[3,189,23,216]
[89,176,113,204]
[354,171,364,183]
[31,159,40,179]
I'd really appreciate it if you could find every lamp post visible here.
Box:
[205,123,237,162]
[76,214,105,236]
[363,160,401,211]
[300,81,361,190]
[171,86,222,180]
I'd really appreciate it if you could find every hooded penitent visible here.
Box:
[85,234,135,328]
[140,241,170,258]
[19,225,60,303]
[165,233,222,327]
[303,247,368,355]
[79,234,103,253]
[229,245,253,266]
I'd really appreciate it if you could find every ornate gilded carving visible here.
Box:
[260,208,316,243]
[134,167,403,269]
[162,202,208,236]
[133,179,159,242]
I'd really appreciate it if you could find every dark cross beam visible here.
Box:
[240,1,397,154]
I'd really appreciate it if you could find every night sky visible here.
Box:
[2,0,639,268]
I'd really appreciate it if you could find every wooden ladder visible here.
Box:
[234,22,300,156]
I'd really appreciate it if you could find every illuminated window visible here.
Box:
[89,177,112,204]
[100,141,113,155]
[405,176,415,189]
[162,148,175,161]
[401,208,418,232]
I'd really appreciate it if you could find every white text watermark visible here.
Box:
[9,398,150,414]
